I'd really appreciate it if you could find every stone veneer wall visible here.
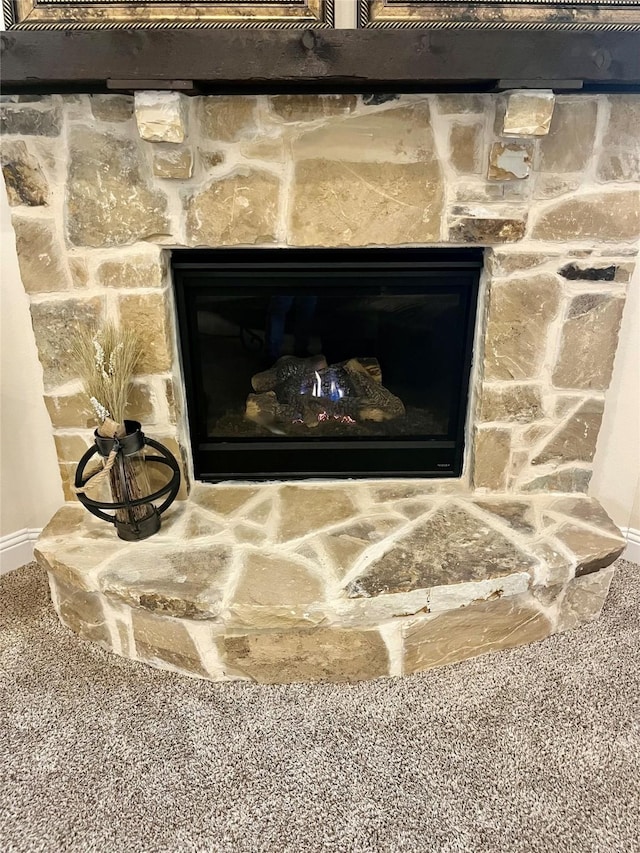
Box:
[1,91,639,498]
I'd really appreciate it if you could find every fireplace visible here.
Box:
[173,248,480,479]
[3,89,635,683]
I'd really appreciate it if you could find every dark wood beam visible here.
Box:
[1,29,639,94]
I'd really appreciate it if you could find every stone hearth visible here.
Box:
[3,90,638,682]
[37,485,625,682]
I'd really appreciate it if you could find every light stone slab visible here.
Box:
[135,92,187,143]
[36,490,624,683]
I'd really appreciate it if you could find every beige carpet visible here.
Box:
[1,559,639,853]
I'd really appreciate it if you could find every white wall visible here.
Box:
[0,175,63,567]
[591,261,640,535]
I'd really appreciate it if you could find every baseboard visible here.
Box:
[621,527,640,565]
[0,528,42,576]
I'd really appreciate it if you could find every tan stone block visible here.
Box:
[199,150,225,170]
[134,92,187,143]
[124,381,155,424]
[509,451,530,484]
[186,170,279,246]
[488,142,533,181]
[233,524,266,546]
[90,95,134,123]
[100,543,230,618]
[54,433,91,464]
[449,212,526,244]
[0,104,62,136]
[1,141,49,206]
[552,294,625,390]
[371,484,424,502]
[270,95,357,123]
[522,424,553,446]
[486,251,556,276]
[348,505,535,599]
[132,609,207,677]
[549,497,621,539]
[58,463,77,502]
[30,296,103,389]
[199,96,256,142]
[473,427,511,491]
[484,275,561,380]
[46,538,121,587]
[12,216,69,292]
[291,159,443,246]
[191,484,259,516]
[555,524,625,577]
[152,148,193,179]
[118,292,173,373]
[555,396,582,418]
[39,504,86,541]
[556,568,615,632]
[403,594,552,674]
[183,507,223,539]
[522,468,592,494]
[531,539,575,584]
[313,517,406,579]
[45,392,94,428]
[240,137,285,163]
[437,94,487,114]
[97,253,165,288]
[68,257,89,287]
[450,122,483,174]
[533,174,582,201]
[229,552,324,627]
[532,191,640,242]
[66,127,170,247]
[244,499,272,525]
[479,384,544,423]
[598,96,640,182]
[221,627,389,683]
[59,94,91,122]
[292,103,436,164]
[50,575,111,644]
[276,486,356,542]
[164,378,178,423]
[503,91,555,137]
[532,399,604,465]
[474,499,538,533]
[538,99,598,173]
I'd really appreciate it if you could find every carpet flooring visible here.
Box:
[1,559,639,853]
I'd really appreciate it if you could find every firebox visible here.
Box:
[173,248,481,480]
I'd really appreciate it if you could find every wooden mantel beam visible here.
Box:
[1,29,639,94]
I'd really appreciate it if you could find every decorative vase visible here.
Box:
[74,420,181,541]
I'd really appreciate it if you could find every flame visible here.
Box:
[312,370,322,398]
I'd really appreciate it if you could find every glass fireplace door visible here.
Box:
[173,248,481,480]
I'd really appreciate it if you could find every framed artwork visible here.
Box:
[357,0,640,30]
[4,0,335,30]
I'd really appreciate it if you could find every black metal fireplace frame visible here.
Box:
[172,247,482,481]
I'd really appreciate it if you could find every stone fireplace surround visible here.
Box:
[2,89,638,682]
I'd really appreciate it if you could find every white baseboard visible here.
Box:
[0,528,42,576]
[622,527,640,565]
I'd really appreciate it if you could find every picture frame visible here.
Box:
[357,0,640,31]
[4,0,335,30]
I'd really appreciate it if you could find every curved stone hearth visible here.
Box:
[35,484,626,683]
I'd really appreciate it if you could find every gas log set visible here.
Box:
[245,354,405,433]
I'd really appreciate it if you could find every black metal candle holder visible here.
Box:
[74,420,181,541]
